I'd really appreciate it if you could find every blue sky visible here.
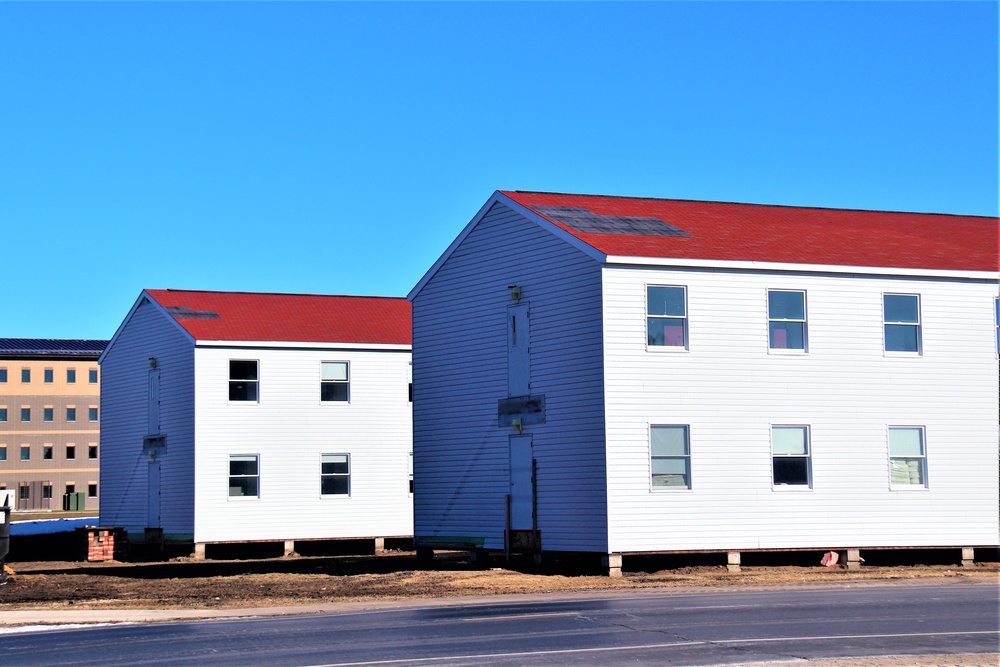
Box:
[2,2,996,340]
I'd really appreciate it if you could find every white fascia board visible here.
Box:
[193,340,411,352]
[407,191,607,300]
[408,193,505,301]
[98,290,196,365]
[499,196,607,263]
[604,255,1000,282]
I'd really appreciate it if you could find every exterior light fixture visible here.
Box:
[508,285,521,301]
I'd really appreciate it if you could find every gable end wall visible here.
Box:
[412,201,609,552]
[100,300,195,537]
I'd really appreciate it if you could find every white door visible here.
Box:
[509,435,533,530]
[507,303,530,396]
[147,460,160,528]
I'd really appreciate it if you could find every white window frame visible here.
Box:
[888,426,928,489]
[320,362,350,403]
[771,425,812,489]
[883,293,922,355]
[320,453,350,497]
[767,289,808,353]
[646,285,689,351]
[228,360,260,403]
[228,454,260,499]
[650,425,692,490]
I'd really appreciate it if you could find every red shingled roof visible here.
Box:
[144,290,411,345]
[502,191,999,272]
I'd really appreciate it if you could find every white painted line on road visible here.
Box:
[304,630,1000,667]
[681,605,756,610]
[462,611,579,622]
[0,623,123,635]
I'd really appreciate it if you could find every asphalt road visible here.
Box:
[1,583,997,666]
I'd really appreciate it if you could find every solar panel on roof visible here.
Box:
[533,206,690,237]
[0,339,107,356]
[164,306,220,319]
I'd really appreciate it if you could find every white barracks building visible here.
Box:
[408,190,999,575]
[100,289,413,557]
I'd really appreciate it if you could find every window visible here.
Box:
[772,426,811,487]
[21,368,30,383]
[0,368,6,383]
[0,408,7,422]
[44,369,53,383]
[229,360,259,402]
[89,445,98,459]
[89,407,98,422]
[19,485,29,500]
[889,427,927,487]
[42,485,53,500]
[89,368,99,384]
[647,286,687,347]
[768,290,807,350]
[884,294,921,353]
[20,407,30,422]
[66,445,76,460]
[0,446,6,461]
[321,362,350,402]
[66,407,76,422]
[20,446,30,461]
[43,446,53,460]
[650,425,691,488]
[408,452,414,494]
[408,362,413,403]
[229,455,259,497]
[320,454,350,495]
[43,407,54,422]
[67,368,76,384]
[66,484,75,494]
[87,483,97,498]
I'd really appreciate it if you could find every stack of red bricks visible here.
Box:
[80,527,127,561]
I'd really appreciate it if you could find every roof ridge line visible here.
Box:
[506,190,998,220]
[148,289,408,300]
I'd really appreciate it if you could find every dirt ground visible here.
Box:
[1,552,997,611]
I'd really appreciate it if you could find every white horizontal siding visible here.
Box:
[193,346,413,543]
[100,299,195,537]
[412,201,608,552]
[603,267,1000,552]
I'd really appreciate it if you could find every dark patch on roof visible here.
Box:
[0,338,108,359]
[533,206,691,238]
[164,306,221,320]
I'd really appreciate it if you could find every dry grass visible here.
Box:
[2,555,996,611]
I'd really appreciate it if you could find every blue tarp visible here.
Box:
[9,517,99,536]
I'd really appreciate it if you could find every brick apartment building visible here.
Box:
[0,339,108,513]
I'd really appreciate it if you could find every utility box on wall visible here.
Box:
[62,492,86,512]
